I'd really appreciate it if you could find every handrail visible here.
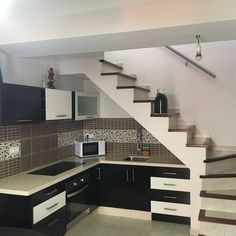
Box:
[165,46,216,78]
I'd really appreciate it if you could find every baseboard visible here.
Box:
[95,206,151,221]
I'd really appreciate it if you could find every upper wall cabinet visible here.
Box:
[0,83,42,125]
[75,91,100,120]
[45,88,72,120]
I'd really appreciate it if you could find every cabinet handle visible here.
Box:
[164,183,176,186]
[46,203,58,210]
[132,169,135,182]
[86,116,95,119]
[47,218,59,227]
[163,196,177,199]
[56,115,67,118]
[17,119,33,122]
[164,207,177,211]
[126,169,129,182]
[163,172,177,176]
[97,167,101,180]
[46,189,58,196]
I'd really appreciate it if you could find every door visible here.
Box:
[45,89,72,120]
[0,83,42,125]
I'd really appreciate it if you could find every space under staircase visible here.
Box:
[86,58,236,235]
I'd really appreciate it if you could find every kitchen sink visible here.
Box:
[123,156,150,162]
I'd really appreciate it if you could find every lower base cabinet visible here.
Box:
[99,164,151,211]
[34,208,66,236]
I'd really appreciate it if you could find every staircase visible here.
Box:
[86,58,235,235]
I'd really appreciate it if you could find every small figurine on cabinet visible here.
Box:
[47,67,55,89]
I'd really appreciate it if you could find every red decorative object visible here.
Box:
[47,67,55,89]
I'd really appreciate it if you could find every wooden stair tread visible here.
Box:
[116,85,150,92]
[99,59,123,70]
[133,98,155,103]
[205,150,236,163]
[186,138,211,148]
[151,111,180,117]
[200,168,236,178]
[200,190,236,200]
[169,125,195,132]
[101,72,137,81]
[199,209,236,225]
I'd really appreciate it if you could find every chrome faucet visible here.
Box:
[136,128,143,152]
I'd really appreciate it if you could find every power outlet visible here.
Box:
[84,133,94,140]
[9,146,20,156]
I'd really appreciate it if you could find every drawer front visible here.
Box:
[151,177,190,192]
[33,192,66,224]
[151,201,190,217]
[32,182,65,206]
[150,167,190,179]
[150,189,190,204]
[34,207,66,236]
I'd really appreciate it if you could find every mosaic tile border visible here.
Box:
[0,140,21,161]
[58,130,83,147]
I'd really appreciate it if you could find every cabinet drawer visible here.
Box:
[32,182,65,206]
[33,192,66,224]
[34,207,66,236]
[151,201,190,217]
[151,177,190,192]
[150,189,190,204]
[150,167,190,179]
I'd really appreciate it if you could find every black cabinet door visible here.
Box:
[0,83,42,125]
[87,166,100,207]
[99,164,150,211]
[128,166,151,211]
[99,164,130,208]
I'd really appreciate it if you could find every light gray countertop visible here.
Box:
[0,154,186,196]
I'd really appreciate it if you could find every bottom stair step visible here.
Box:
[199,210,236,236]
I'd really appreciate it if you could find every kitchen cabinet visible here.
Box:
[0,83,42,125]
[75,91,99,120]
[99,164,151,211]
[45,88,72,120]
[0,182,66,236]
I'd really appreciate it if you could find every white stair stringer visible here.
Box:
[88,73,206,236]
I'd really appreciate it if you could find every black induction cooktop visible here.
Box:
[28,161,83,176]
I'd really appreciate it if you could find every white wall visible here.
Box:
[0,52,130,118]
[105,40,236,146]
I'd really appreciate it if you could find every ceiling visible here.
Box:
[1,0,236,57]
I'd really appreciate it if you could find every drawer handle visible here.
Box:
[56,115,67,117]
[46,189,58,196]
[163,196,177,199]
[47,218,59,227]
[163,172,177,175]
[46,203,58,210]
[17,119,33,122]
[164,183,176,186]
[164,207,177,211]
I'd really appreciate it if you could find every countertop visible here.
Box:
[0,154,186,196]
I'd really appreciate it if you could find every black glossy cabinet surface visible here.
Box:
[99,164,151,211]
[34,208,66,236]
[0,83,42,125]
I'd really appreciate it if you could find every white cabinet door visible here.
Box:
[45,89,72,120]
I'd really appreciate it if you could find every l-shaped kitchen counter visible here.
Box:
[0,154,186,196]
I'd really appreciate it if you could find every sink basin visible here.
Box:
[123,156,150,162]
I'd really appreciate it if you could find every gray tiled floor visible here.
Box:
[66,212,190,236]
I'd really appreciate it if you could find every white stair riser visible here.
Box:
[117,75,136,86]
[206,158,236,174]
[200,221,236,236]
[101,63,123,73]
[201,198,236,213]
[133,88,149,100]
[202,178,236,191]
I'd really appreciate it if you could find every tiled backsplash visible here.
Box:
[0,118,179,179]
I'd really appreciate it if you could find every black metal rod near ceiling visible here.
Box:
[165,46,216,79]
